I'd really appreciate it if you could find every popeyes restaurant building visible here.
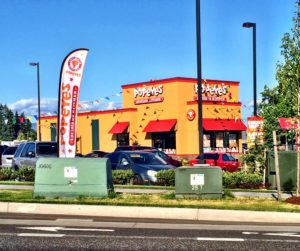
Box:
[40,77,247,156]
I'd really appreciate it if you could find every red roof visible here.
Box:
[108,122,129,134]
[203,119,247,131]
[143,119,177,133]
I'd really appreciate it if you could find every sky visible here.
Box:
[0,0,296,122]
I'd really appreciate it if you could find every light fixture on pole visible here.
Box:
[29,62,42,141]
[242,22,257,117]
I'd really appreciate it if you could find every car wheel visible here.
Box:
[130,174,144,185]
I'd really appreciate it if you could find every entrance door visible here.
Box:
[91,120,99,150]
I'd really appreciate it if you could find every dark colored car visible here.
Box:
[84,150,108,158]
[139,149,181,167]
[106,151,176,184]
[189,153,240,172]
[114,145,157,152]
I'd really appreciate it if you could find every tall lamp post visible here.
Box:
[242,22,257,117]
[29,62,42,141]
[196,0,204,162]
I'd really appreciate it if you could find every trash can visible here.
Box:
[175,165,223,199]
[266,151,296,191]
[34,157,113,198]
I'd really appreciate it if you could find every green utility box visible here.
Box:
[34,157,113,198]
[175,165,223,199]
[267,151,296,191]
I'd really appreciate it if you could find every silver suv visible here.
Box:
[12,142,57,170]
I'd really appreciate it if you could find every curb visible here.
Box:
[1,202,300,223]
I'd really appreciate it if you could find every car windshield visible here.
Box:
[222,154,236,161]
[128,152,167,165]
[37,143,58,156]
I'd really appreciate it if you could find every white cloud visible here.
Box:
[8,98,122,116]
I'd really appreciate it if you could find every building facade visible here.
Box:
[40,77,246,156]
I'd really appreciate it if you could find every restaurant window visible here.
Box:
[203,131,238,153]
[117,133,129,146]
[152,131,176,153]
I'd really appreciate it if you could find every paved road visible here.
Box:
[0,214,300,250]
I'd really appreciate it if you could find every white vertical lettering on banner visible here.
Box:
[58,49,89,158]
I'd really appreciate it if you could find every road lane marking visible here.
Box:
[242,232,259,235]
[18,233,65,237]
[197,237,244,242]
[18,227,114,232]
[263,232,300,238]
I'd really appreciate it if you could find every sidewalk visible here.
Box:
[1,201,300,224]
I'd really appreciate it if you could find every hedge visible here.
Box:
[112,170,134,184]
[0,167,35,182]
[0,167,264,189]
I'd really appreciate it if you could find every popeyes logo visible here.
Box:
[187,109,196,121]
[194,83,228,96]
[134,85,163,98]
[68,57,82,72]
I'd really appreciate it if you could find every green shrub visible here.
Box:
[0,168,12,180]
[156,169,175,186]
[17,167,35,181]
[112,170,134,184]
[223,171,263,189]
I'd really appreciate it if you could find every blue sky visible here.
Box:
[0,0,296,121]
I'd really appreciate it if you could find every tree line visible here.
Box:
[0,104,36,142]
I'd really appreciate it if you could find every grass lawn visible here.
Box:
[0,189,300,213]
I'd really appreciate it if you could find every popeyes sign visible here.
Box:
[58,49,89,158]
[134,85,163,98]
[194,82,228,96]
[134,85,164,105]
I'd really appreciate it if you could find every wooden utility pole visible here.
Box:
[273,131,282,201]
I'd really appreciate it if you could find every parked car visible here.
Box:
[139,149,181,167]
[106,151,176,184]
[114,145,157,152]
[189,153,240,172]
[12,141,58,170]
[0,145,8,166]
[1,146,18,168]
[84,150,108,158]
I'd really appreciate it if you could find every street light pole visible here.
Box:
[29,62,42,141]
[243,22,257,117]
[196,0,204,160]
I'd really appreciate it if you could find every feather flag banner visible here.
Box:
[57,48,89,158]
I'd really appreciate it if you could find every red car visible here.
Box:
[189,153,240,172]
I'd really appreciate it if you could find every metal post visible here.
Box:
[30,62,42,141]
[243,22,257,117]
[253,23,257,116]
[196,0,204,160]
[37,63,42,141]
[273,130,282,201]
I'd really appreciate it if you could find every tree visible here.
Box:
[260,0,300,149]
